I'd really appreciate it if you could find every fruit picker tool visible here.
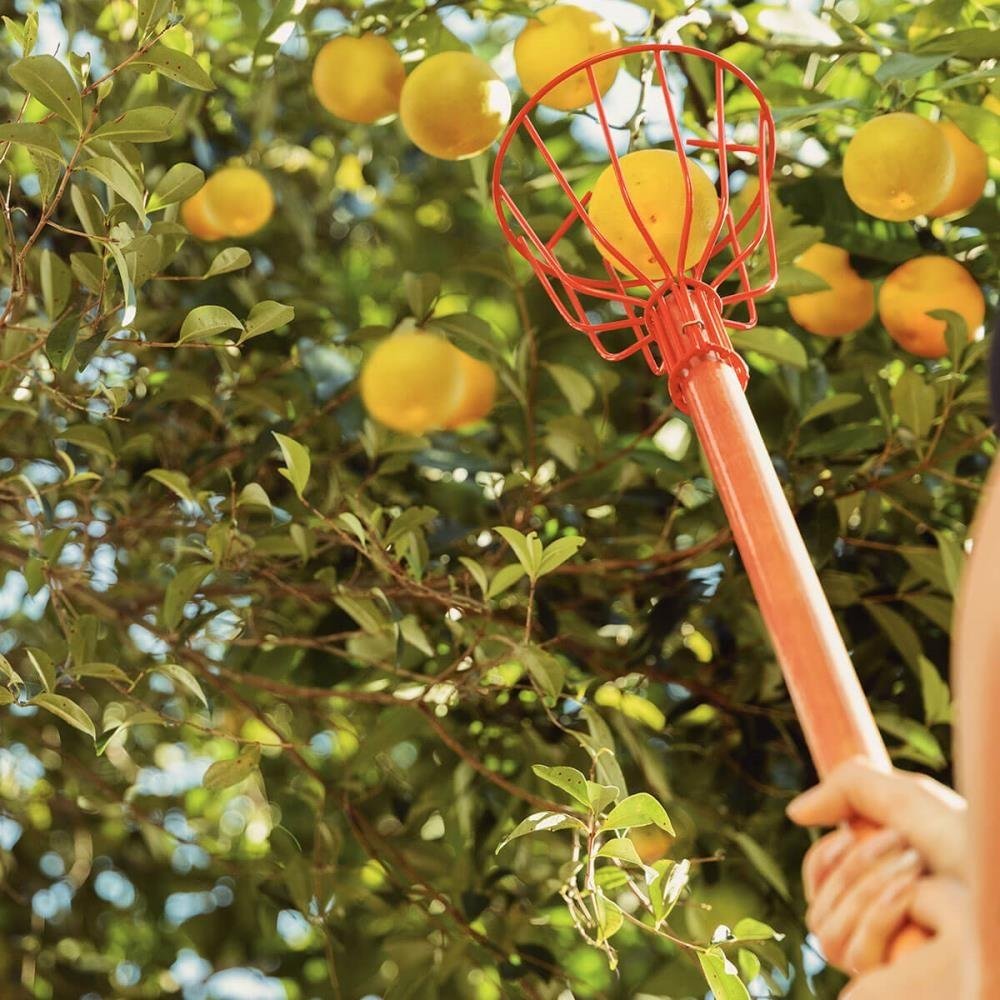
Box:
[491,42,927,958]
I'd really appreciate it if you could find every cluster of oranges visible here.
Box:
[788,111,988,358]
[359,330,496,433]
[176,5,993,433]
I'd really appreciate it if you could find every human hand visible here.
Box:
[787,758,967,975]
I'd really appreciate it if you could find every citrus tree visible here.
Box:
[0,2,997,998]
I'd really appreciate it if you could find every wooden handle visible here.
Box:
[675,347,931,963]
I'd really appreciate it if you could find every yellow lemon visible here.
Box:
[788,242,875,337]
[587,149,719,279]
[181,185,227,241]
[360,331,464,433]
[879,256,985,359]
[399,51,511,161]
[929,121,988,217]
[445,349,497,428]
[202,167,274,237]
[514,4,621,111]
[312,34,406,124]
[843,113,954,221]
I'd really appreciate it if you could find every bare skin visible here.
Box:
[787,453,1000,997]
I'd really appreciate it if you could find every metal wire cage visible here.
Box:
[492,43,779,411]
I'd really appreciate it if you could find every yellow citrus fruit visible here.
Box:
[628,824,674,865]
[514,4,621,111]
[879,255,985,359]
[399,51,511,161]
[929,121,988,217]
[788,242,875,337]
[312,34,406,124]
[445,349,497,428]
[843,113,954,221]
[359,330,464,433]
[202,167,274,237]
[181,185,226,241]
[588,149,719,279]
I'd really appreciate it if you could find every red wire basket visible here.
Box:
[492,42,779,411]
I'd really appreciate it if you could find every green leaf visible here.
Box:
[89,106,174,143]
[145,468,196,503]
[876,712,947,769]
[495,527,542,579]
[933,530,964,595]
[70,251,103,292]
[600,793,674,834]
[0,122,64,161]
[59,423,114,458]
[699,948,751,1000]
[531,764,591,807]
[273,432,311,498]
[203,748,260,791]
[495,811,586,854]
[137,0,172,35]
[384,506,437,546]
[39,248,71,319]
[0,653,21,686]
[892,370,935,439]
[239,300,295,342]
[522,647,565,700]
[732,918,785,942]
[866,602,922,670]
[650,858,689,925]
[32,693,96,739]
[796,422,885,458]
[731,327,808,370]
[333,594,387,635]
[728,830,790,901]
[458,556,488,597]
[23,648,55,692]
[78,156,147,220]
[596,837,644,866]
[161,564,212,630]
[916,655,952,726]
[941,100,1000,158]
[486,562,526,598]
[155,663,209,708]
[543,363,595,415]
[148,162,205,211]
[204,247,251,278]
[178,305,243,343]
[594,894,624,945]
[9,55,83,131]
[801,392,862,425]
[133,44,215,91]
[238,483,272,510]
[874,52,949,85]
[919,29,1000,64]
[69,662,131,684]
[537,535,585,576]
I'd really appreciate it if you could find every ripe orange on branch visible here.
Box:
[445,350,497,428]
[399,52,511,161]
[788,243,875,338]
[843,113,954,221]
[312,34,406,124]
[182,167,274,240]
[360,331,465,434]
[879,256,985,359]
[929,121,988,217]
[587,149,719,279]
[181,185,227,241]
[514,4,621,111]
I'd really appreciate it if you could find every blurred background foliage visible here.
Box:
[0,0,997,998]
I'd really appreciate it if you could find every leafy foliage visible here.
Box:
[0,1,997,999]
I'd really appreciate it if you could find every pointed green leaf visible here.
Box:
[495,811,586,853]
[600,793,674,834]
[486,562,525,598]
[272,432,311,498]
[69,662,131,684]
[203,247,251,278]
[699,948,751,1000]
[731,327,808,370]
[0,122,64,161]
[892,369,935,439]
[9,55,83,131]
[596,837,644,866]
[89,106,174,143]
[145,468,196,503]
[537,535,585,577]
[203,748,260,791]
[78,156,147,220]
[155,663,208,708]
[801,392,862,425]
[531,764,591,807]
[39,248,71,319]
[148,162,204,211]
[161,564,212,630]
[495,527,541,578]
[917,655,952,726]
[543,362,595,415]
[458,556,488,598]
[133,44,215,91]
[32,693,96,739]
[239,300,294,342]
[178,305,242,343]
